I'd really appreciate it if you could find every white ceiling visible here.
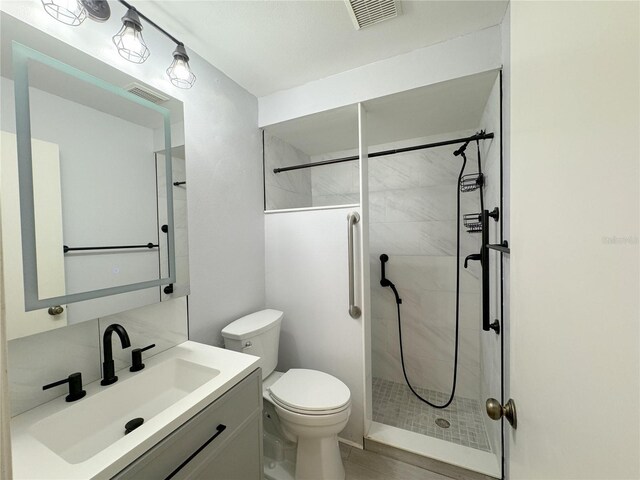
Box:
[265,69,499,156]
[138,1,508,97]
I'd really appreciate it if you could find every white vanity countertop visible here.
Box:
[10,341,260,480]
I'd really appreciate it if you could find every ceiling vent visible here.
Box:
[124,83,169,104]
[345,0,401,30]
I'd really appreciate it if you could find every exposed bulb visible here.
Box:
[166,44,196,89]
[119,26,143,53]
[112,8,150,64]
[171,59,191,81]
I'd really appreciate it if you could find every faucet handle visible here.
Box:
[130,344,156,372]
[43,372,86,402]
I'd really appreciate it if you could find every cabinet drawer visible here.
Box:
[113,369,261,480]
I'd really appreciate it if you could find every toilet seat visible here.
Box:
[268,369,351,415]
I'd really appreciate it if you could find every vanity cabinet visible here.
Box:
[113,369,263,480]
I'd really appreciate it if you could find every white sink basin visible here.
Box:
[11,341,261,479]
[30,358,219,464]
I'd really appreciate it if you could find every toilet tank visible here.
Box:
[221,309,283,379]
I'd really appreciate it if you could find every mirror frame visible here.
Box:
[12,41,176,311]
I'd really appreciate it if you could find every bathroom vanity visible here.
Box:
[10,342,263,479]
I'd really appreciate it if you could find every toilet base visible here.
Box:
[295,434,344,480]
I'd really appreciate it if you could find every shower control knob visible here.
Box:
[486,398,517,429]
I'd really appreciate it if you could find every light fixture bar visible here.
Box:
[117,0,182,46]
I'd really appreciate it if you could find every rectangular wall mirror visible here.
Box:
[0,13,189,340]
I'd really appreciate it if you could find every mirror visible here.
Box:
[0,13,189,339]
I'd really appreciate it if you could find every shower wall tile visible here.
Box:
[311,130,488,403]
[268,185,313,210]
[264,133,312,210]
[311,162,358,196]
[313,193,359,207]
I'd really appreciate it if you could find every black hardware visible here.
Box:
[160,224,173,295]
[464,253,481,269]
[63,243,157,253]
[489,320,501,335]
[130,344,156,372]
[165,424,227,480]
[173,181,186,186]
[43,372,86,402]
[117,0,183,46]
[101,324,131,386]
[481,208,500,332]
[379,254,402,305]
[124,417,144,435]
[460,173,484,192]
[487,240,510,254]
[273,131,495,174]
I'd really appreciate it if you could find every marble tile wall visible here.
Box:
[263,133,312,210]
[310,150,360,207]
[8,297,187,416]
[309,129,486,399]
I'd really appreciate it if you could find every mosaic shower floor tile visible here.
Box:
[372,377,491,452]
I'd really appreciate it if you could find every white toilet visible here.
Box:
[222,309,351,480]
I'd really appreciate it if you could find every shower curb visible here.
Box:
[363,437,498,480]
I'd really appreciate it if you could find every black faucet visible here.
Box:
[101,323,131,386]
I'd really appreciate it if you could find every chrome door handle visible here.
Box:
[347,212,361,319]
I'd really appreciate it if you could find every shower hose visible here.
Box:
[393,140,483,410]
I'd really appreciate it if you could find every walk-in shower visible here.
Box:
[262,70,505,479]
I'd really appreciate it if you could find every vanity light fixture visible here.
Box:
[112,8,150,64]
[166,44,196,89]
[41,0,111,25]
[41,0,88,26]
[40,0,196,89]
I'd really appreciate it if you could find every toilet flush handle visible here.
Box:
[243,340,253,350]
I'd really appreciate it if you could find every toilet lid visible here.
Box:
[268,369,350,414]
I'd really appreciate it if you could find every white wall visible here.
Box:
[265,207,365,446]
[509,2,639,478]
[0,2,265,350]
[258,26,502,127]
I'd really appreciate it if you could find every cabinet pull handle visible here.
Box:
[165,424,227,479]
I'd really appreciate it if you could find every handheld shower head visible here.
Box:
[379,254,390,287]
[379,253,401,304]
